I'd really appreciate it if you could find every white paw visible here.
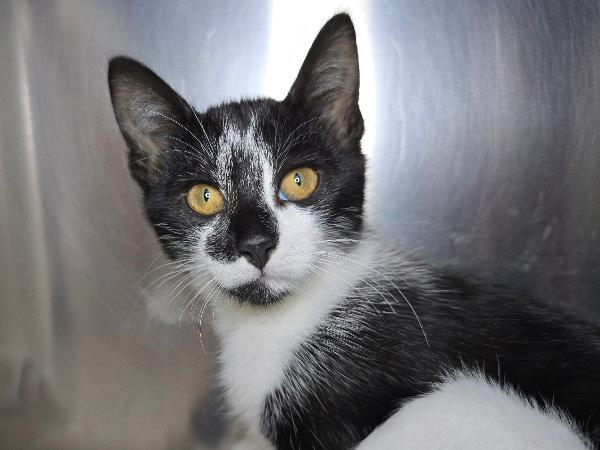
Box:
[357,372,592,450]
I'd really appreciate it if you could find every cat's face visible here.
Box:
[109,14,364,305]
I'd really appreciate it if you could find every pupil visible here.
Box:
[203,188,211,202]
[294,173,302,186]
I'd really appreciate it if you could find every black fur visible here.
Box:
[263,272,600,448]
[109,12,600,450]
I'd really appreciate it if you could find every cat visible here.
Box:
[108,13,600,450]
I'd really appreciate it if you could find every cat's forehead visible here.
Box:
[217,115,266,158]
[211,113,274,199]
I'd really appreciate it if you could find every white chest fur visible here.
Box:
[213,243,376,431]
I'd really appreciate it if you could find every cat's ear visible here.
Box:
[285,14,363,145]
[108,57,190,189]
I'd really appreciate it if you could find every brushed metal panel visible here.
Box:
[0,1,598,448]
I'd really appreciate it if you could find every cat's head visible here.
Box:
[108,14,365,305]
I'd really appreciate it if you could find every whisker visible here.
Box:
[138,108,206,149]
[315,250,429,346]
[140,257,195,279]
[195,282,222,352]
[165,136,212,166]
[182,97,218,156]
[275,117,319,170]
[314,257,395,314]
[146,266,191,289]
[311,262,381,317]
[168,269,209,299]
[182,97,216,154]
[179,278,215,323]
[156,268,209,318]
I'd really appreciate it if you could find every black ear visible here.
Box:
[285,14,363,145]
[108,57,190,189]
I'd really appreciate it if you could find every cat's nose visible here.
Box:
[238,235,277,270]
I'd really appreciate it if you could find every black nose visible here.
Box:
[238,235,277,270]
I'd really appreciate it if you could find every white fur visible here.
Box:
[212,241,378,432]
[357,372,591,450]
[201,202,323,296]
[215,115,272,197]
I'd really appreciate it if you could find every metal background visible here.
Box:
[1,0,600,448]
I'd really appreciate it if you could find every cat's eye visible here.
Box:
[278,167,319,202]
[187,183,224,215]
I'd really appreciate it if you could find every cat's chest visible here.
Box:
[216,311,303,430]
[213,284,349,431]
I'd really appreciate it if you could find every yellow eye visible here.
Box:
[279,167,319,201]
[187,183,224,215]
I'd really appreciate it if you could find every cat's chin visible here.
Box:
[227,280,290,306]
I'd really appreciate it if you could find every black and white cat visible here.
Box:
[108,14,599,450]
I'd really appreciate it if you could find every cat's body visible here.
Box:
[108,14,600,450]
[215,231,599,449]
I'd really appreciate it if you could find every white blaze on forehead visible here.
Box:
[215,116,275,200]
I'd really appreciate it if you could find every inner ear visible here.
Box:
[285,14,363,145]
[108,57,191,189]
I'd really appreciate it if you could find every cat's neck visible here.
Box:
[211,234,382,430]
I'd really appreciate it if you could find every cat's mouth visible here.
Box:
[225,278,290,306]
[203,249,312,306]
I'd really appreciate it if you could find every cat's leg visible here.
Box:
[356,372,591,450]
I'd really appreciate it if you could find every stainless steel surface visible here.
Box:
[1,1,599,448]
